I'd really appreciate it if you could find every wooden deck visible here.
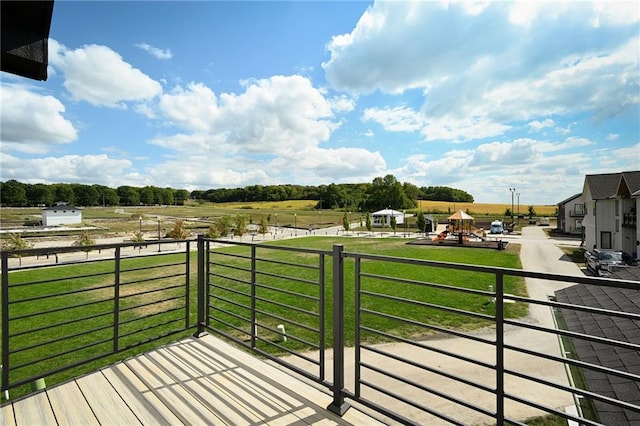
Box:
[0,334,384,425]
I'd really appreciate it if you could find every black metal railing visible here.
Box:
[1,240,193,398]
[2,236,639,425]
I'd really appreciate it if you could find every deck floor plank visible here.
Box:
[4,335,385,426]
[11,392,56,426]
[76,372,142,425]
[101,363,183,425]
[0,403,15,426]
[46,380,98,425]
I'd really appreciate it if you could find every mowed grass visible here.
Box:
[2,236,526,398]
[208,237,527,352]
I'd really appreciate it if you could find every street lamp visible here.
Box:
[157,217,161,252]
[139,215,142,233]
[509,188,516,223]
[516,192,520,224]
[294,213,297,236]
[403,210,407,237]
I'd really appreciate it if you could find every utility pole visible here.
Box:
[509,188,516,223]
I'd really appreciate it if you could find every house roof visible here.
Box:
[557,193,582,206]
[584,171,640,200]
[372,209,404,216]
[448,210,474,221]
[554,270,640,425]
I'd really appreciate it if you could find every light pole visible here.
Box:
[403,210,406,237]
[157,217,161,252]
[516,192,520,224]
[509,188,516,223]
[139,215,142,233]
[294,213,297,236]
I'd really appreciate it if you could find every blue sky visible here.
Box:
[1,1,638,204]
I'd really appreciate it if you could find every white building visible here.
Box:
[371,209,405,227]
[582,171,639,259]
[42,202,83,226]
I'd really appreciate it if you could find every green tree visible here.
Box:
[259,216,269,237]
[504,208,512,218]
[175,189,190,205]
[140,186,156,205]
[26,183,54,206]
[73,231,96,259]
[73,184,99,206]
[528,205,536,218]
[117,186,140,206]
[416,210,426,235]
[205,225,219,239]
[234,214,247,237]
[214,216,232,237]
[1,180,27,206]
[53,183,76,205]
[390,216,397,235]
[167,219,189,240]
[1,233,33,266]
[365,213,372,234]
[342,212,350,233]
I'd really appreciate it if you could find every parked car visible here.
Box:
[585,249,627,276]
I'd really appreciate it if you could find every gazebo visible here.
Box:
[448,210,475,243]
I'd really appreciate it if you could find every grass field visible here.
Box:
[3,237,526,400]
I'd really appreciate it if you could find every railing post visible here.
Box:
[251,245,257,348]
[1,252,10,397]
[194,235,207,337]
[328,244,349,416]
[495,272,505,425]
[113,247,121,352]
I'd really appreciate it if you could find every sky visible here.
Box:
[1,1,639,205]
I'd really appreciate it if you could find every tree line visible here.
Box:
[0,175,473,211]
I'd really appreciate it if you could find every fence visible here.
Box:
[2,236,639,425]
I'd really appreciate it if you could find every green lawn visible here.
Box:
[2,237,526,399]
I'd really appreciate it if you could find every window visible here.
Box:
[575,219,582,230]
[601,231,612,249]
[573,204,584,215]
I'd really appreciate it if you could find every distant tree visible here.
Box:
[1,233,33,266]
[390,216,397,235]
[528,205,536,218]
[365,213,372,234]
[234,214,247,237]
[416,210,426,235]
[214,216,232,237]
[363,175,414,212]
[73,231,96,259]
[53,183,76,205]
[73,184,99,206]
[167,219,189,240]
[259,217,268,237]
[117,186,140,206]
[175,189,190,205]
[504,208,512,218]
[26,183,54,206]
[342,212,350,233]
[1,180,27,206]
[140,186,155,205]
[98,186,120,206]
[131,231,145,251]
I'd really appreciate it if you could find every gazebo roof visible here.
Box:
[448,210,474,221]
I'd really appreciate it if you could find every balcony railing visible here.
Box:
[2,236,639,425]
[622,212,637,228]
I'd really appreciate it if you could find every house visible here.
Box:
[42,202,82,226]
[582,171,640,260]
[556,193,584,236]
[371,208,405,227]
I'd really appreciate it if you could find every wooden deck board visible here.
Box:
[46,381,98,425]
[2,334,385,426]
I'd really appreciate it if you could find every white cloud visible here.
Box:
[607,133,619,140]
[0,153,134,186]
[135,42,172,59]
[0,84,77,149]
[49,39,162,107]
[528,118,555,131]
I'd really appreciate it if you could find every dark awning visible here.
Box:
[1,1,55,81]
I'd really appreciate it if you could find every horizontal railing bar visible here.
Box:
[119,298,186,316]
[361,290,494,321]
[360,327,495,370]
[120,273,186,287]
[209,297,251,316]
[255,256,320,271]
[11,338,112,371]
[209,284,252,301]
[255,334,320,364]
[363,344,495,394]
[361,310,495,345]
[6,270,114,288]
[360,271,492,298]
[6,240,191,258]
[504,343,640,383]
[9,310,113,338]
[255,269,319,287]
[505,367,640,412]
[118,284,184,300]
[254,281,319,302]
[362,361,497,418]
[209,273,252,288]
[118,317,184,339]
[119,261,186,274]
[210,305,251,326]
[208,316,251,338]
[254,308,320,334]
[9,297,112,322]
[510,294,640,321]
[503,391,604,426]
[207,239,332,256]
[209,260,253,274]
[360,379,467,426]
[253,295,320,318]
[504,318,640,352]
[8,283,115,305]
[11,323,114,354]
[257,323,320,350]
